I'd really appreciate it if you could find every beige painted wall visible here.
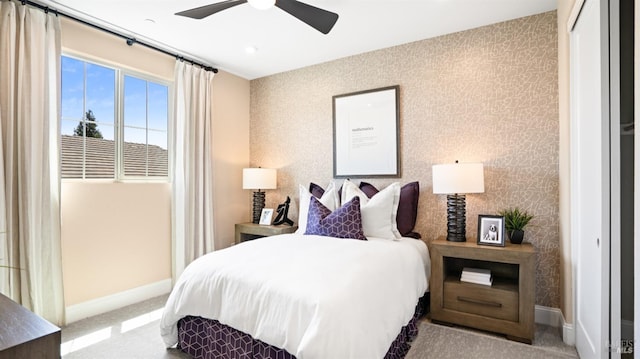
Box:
[61,18,174,80]
[60,18,250,305]
[251,12,560,308]
[61,182,171,305]
[212,71,251,249]
[557,0,575,324]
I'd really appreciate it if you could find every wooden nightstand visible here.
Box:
[429,237,536,344]
[234,222,298,244]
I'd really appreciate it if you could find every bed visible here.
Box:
[160,180,429,359]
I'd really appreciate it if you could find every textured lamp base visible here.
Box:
[252,191,265,224]
[446,194,466,242]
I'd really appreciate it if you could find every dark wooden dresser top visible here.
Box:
[0,292,60,352]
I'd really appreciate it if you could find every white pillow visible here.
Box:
[296,181,340,234]
[341,180,401,240]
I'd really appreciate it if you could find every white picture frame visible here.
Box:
[332,85,400,178]
[259,208,274,225]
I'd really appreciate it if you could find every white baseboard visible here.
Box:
[65,278,172,324]
[534,305,575,345]
[562,321,575,346]
[535,305,563,327]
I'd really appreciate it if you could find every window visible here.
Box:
[60,55,170,180]
[123,75,169,177]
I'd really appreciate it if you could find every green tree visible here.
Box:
[74,110,103,138]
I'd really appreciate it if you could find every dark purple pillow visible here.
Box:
[309,182,325,199]
[304,196,367,241]
[309,182,343,200]
[359,181,421,239]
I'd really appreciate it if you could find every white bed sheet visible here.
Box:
[160,233,429,359]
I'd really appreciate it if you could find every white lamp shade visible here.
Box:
[243,168,277,190]
[432,162,484,194]
[247,0,275,10]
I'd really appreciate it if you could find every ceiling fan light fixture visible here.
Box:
[176,0,338,34]
[248,0,275,10]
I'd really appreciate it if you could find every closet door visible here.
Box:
[569,0,611,358]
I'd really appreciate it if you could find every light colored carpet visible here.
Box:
[407,321,578,359]
[61,295,188,359]
[61,295,578,358]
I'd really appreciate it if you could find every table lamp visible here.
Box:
[432,161,484,242]
[243,168,277,224]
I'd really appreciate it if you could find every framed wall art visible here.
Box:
[477,215,505,246]
[259,208,274,225]
[332,85,400,178]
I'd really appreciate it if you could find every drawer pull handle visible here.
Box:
[457,296,502,308]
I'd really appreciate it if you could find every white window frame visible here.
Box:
[61,53,173,182]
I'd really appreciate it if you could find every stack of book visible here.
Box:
[460,267,492,286]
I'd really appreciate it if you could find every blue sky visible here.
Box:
[61,56,168,149]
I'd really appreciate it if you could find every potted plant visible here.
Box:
[499,207,534,244]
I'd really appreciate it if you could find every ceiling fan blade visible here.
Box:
[275,0,339,34]
[176,0,247,19]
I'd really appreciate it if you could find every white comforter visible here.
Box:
[160,233,429,359]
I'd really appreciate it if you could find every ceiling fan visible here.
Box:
[176,0,339,34]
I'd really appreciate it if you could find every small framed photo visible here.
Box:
[477,215,505,246]
[259,208,274,225]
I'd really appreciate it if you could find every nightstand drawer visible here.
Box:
[444,280,518,322]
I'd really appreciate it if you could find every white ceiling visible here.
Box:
[34,0,557,80]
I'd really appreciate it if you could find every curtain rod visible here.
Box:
[21,0,219,73]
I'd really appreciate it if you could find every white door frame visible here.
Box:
[569,0,612,357]
[609,0,622,357]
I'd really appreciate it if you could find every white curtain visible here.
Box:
[172,61,216,280]
[0,0,64,325]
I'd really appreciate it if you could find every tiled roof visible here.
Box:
[61,135,168,178]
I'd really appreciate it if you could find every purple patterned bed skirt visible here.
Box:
[177,295,427,359]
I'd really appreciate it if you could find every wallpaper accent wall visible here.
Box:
[250,12,559,307]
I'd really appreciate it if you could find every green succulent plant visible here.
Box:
[499,207,534,231]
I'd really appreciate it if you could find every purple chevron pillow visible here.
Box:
[305,196,367,241]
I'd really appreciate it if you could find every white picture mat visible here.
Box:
[478,216,505,246]
[259,208,274,225]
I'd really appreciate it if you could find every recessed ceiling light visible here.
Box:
[247,0,275,10]
[245,46,258,55]
[144,18,156,24]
